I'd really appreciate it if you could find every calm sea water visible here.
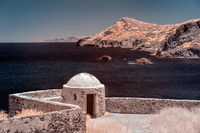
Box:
[1,42,200,111]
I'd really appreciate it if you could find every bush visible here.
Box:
[14,109,43,118]
[0,109,43,120]
[0,111,8,120]
[144,107,200,133]
[86,113,134,133]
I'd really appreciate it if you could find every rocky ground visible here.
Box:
[77,17,200,58]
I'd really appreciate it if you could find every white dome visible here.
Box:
[65,73,102,88]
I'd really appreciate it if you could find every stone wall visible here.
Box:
[3,88,200,132]
[106,97,200,114]
[0,108,85,133]
[20,89,62,99]
[9,89,65,116]
[1,89,86,133]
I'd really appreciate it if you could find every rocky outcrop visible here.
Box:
[77,17,200,58]
[136,58,153,64]
[157,20,200,58]
[98,55,112,61]
[127,61,135,65]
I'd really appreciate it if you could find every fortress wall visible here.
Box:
[1,90,86,133]
[2,88,200,132]
[9,89,65,116]
[20,89,62,99]
[106,97,200,114]
[9,94,69,116]
[0,108,86,133]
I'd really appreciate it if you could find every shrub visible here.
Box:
[14,109,43,118]
[86,113,134,133]
[0,110,8,120]
[144,107,200,133]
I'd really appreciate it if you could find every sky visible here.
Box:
[0,0,200,42]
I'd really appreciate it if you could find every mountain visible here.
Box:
[77,17,200,58]
[35,36,87,42]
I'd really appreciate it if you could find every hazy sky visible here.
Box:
[0,0,200,42]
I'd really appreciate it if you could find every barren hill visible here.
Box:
[77,17,200,58]
[34,36,87,42]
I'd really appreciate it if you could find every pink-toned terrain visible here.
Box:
[77,17,200,58]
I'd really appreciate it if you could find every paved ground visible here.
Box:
[89,113,153,133]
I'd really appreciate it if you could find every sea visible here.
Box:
[1,42,200,111]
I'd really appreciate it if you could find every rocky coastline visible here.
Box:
[77,17,200,58]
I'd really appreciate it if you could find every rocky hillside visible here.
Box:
[43,37,79,42]
[35,36,87,42]
[157,20,200,58]
[77,17,200,58]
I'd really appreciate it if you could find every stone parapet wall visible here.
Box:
[3,89,86,133]
[106,97,200,114]
[3,88,200,132]
[9,89,66,116]
[0,108,85,133]
[9,94,71,116]
[20,89,62,99]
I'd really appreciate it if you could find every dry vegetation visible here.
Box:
[14,109,43,118]
[143,107,200,133]
[183,42,191,48]
[87,107,200,133]
[0,109,43,120]
[86,113,134,133]
[0,111,8,120]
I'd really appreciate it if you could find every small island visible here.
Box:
[98,55,113,61]
[136,58,153,64]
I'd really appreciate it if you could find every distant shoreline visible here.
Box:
[0,42,77,44]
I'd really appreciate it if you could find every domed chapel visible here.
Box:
[61,73,105,118]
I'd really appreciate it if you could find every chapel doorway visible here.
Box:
[87,94,94,117]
